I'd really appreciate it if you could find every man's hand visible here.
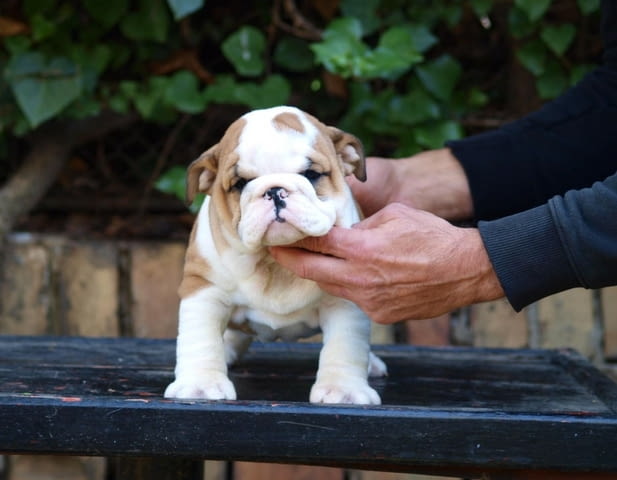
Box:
[270,203,504,324]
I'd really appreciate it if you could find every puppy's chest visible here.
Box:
[228,263,324,336]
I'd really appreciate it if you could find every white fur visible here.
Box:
[165,107,387,405]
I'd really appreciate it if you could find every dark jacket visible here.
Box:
[447,0,617,310]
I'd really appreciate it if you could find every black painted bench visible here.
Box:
[1,335,617,480]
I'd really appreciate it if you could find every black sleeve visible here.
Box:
[478,171,617,311]
[447,66,617,220]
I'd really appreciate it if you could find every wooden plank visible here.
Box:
[0,336,616,477]
[537,290,596,357]
[54,241,119,336]
[470,299,528,348]
[130,242,185,339]
[0,238,51,335]
[602,286,617,359]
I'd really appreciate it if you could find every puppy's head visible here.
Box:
[186,106,365,252]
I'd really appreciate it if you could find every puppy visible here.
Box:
[164,106,387,404]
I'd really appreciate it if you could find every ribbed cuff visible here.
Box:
[478,204,580,311]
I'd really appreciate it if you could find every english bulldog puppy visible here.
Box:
[164,106,387,404]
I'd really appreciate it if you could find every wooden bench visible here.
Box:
[0,335,616,480]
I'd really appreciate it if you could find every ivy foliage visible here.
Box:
[0,0,602,204]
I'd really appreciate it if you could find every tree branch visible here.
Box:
[0,111,137,246]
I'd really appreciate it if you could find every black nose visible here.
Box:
[264,187,287,221]
[264,187,287,208]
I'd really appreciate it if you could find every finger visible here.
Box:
[290,227,361,259]
[269,245,350,285]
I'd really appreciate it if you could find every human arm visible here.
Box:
[347,148,474,221]
[272,1,617,319]
[270,203,504,324]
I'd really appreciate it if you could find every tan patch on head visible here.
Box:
[219,117,247,158]
[303,112,365,181]
[177,218,213,298]
[272,111,305,134]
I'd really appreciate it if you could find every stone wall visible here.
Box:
[1,233,616,480]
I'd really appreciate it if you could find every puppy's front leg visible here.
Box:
[164,287,236,400]
[311,297,381,405]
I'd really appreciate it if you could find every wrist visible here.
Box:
[460,228,504,305]
[392,148,474,221]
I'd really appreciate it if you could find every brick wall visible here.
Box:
[1,233,615,480]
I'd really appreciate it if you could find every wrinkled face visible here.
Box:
[187,106,365,252]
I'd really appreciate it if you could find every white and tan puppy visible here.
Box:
[164,106,387,404]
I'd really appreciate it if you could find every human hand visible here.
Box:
[348,148,474,221]
[270,203,504,324]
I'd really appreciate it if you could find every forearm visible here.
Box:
[351,148,474,221]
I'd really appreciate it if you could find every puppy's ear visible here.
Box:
[186,144,219,205]
[327,127,366,182]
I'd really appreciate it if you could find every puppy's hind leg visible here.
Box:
[223,328,253,366]
[368,351,388,377]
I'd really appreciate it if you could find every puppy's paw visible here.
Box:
[164,372,236,400]
[310,378,381,405]
[368,352,388,377]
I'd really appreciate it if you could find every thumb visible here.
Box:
[288,226,358,259]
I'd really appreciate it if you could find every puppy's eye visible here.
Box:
[302,169,324,183]
[231,178,249,192]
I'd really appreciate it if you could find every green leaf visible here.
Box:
[467,87,489,108]
[156,166,205,212]
[515,0,551,22]
[167,0,204,20]
[441,5,463,27]
[570,63,595,85]
[221,26,266,77]
[541,24,576,56]
[577,0,600,15]
[536,62,568,99]
[415,55,462,101]
[507,6,536,38]
[164,71,207,113]
[3,36,32,56]
[389,88,441,126]
[24,0,56,17]
[274,36,315,72]
[120,0,170,42]
[31,13,56,41]
[407,24,438,53]
[339,0,380,35]
[377,25,424,63]
[203,75,290,109]
[470,0,492,17]
[135,76,169,119]
[4,52,82,127]
[311,18,367,77]
[156,166,187,201]
[83,0,127,29]
[516,40,548,76]
[322,15,364,40]
[239,75,291,109]
[413,120,463,149]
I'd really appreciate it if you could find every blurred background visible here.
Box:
[0,0,614,479]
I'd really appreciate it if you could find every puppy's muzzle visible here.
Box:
[264,187,288,222]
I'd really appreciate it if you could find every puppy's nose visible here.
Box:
[264,187,288,207]
[264,187,288,221]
